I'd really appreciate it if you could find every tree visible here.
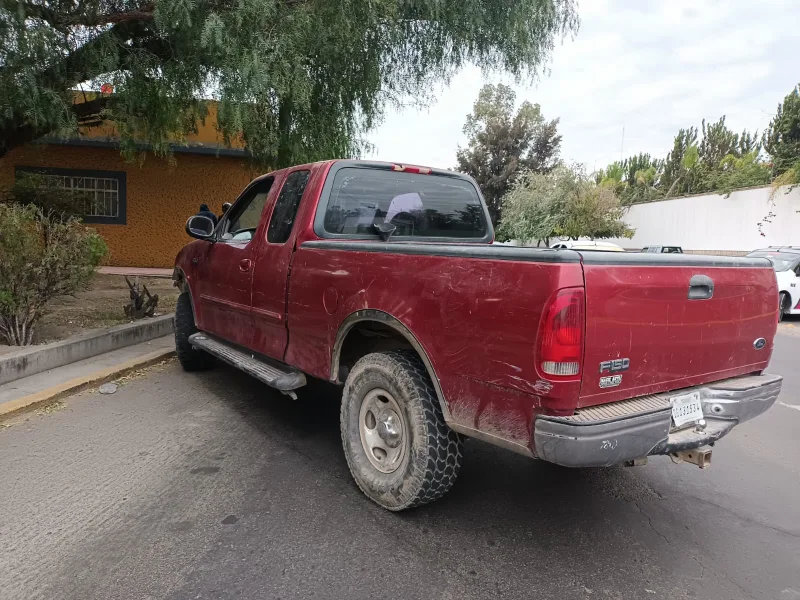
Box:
[496,164,633,245]
[596,153,662,204]
[0,1,579,168]
[0,202,107,345]
[456,83,562,224]
[699,116,759,168]
[764,83,800,176]
[660,127,699,197]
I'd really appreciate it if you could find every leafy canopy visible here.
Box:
[0,0,579,167]
[456,83,562,224]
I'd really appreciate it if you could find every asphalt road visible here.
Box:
[2,331,800,600]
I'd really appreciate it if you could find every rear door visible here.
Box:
[579,253,778,407]
[250,168,312,361]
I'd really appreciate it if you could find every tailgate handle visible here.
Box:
[688,274,714,300]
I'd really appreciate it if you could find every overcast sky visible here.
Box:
[366,0,800,172]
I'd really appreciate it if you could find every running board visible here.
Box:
[188,333,306,396]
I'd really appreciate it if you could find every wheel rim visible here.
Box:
[358,388,407,473]
[780,293,789,321]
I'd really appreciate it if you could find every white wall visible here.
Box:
[602,185,800,252]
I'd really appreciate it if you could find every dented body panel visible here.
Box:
[174,159,782,463]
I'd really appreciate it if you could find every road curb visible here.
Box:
[0,314,174,386]
[0,347,176,421]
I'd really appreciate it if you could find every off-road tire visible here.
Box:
[779,292,790,322]
[340,350,462,511]
[175,292,214,371]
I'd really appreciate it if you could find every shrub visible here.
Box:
[0,203,107,345]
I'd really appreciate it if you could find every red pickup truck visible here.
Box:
[174,159,782,511]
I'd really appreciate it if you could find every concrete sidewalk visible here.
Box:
[0,336,175,419]
[98,266,173,278]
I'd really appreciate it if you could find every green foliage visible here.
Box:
[711,151,772,197]
[770,159,800,200]
[596,153,661,205]
[0,203,107,345]
[456,83,563,224]
[599,111,774,203]
[764,83,800,176]
[699,116,760,167]
[496,164,633,245]
[660,127,698,197]
[0,0,579,168]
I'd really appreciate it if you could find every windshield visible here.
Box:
[746,251,799,272]
[322,168,488,239]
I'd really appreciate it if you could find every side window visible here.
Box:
[221,178,273,242]
[267,170,310,244]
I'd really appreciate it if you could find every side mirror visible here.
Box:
[222,202,232,214]
[186,215,215,241]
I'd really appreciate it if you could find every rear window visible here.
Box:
[321,168,487,239]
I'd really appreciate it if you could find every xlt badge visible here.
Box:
[599,375,623,388]
[599,358,630,374]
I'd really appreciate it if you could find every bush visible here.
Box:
[0,203,107,345]
[497,165,634,245]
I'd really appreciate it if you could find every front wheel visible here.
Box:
[779,292,790,322]
[340,350,463,511]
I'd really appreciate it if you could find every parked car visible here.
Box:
[641,245,683,253]
[174,159,782,511]
[550,240,625,252]
[746,247,800,321]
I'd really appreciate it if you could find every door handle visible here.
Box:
[688,274,714,300]
[239,258,252,272]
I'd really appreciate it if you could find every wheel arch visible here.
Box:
[172,267,200,322]
[331,310,452,422]
[172,266,190,293]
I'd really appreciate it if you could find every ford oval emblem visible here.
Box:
[753,337,766,350]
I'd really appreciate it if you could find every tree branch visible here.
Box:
[0,97,109,158]
[8,2,155,27]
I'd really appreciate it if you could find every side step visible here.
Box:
[188,333,306,395]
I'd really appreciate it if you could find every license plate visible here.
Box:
[670,391,703,427]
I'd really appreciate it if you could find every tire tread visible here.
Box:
[340,350,462,510]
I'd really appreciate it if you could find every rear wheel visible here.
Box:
[779,292,790,322]
[175,292,215,371]
[340,350,462,511]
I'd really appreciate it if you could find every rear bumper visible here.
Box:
[532,373,782,468]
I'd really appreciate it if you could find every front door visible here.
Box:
[194,178,274,349]
[250,169,311,360]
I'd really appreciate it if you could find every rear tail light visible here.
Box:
[538,288,585,377]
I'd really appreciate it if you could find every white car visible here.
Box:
[550,240,625,252]
[746,247,800,321]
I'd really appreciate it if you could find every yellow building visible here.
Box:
[0,102,257,268]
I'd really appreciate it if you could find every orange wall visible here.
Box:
[0,144,257,268]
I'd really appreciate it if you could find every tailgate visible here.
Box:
[579,253,778,407]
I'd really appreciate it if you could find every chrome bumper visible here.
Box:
[533,373,782,468]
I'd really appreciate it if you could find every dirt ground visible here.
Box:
[31,274,180,345]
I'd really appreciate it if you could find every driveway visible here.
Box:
[1,332,799,600]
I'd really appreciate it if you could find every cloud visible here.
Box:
[366,0,800,172]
